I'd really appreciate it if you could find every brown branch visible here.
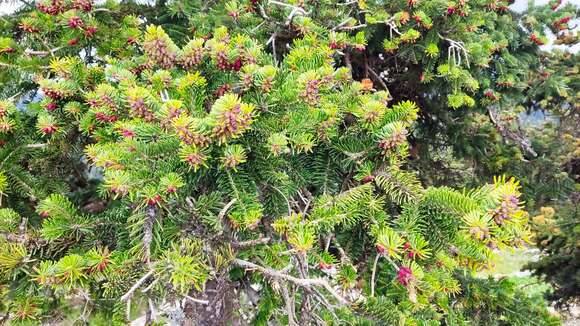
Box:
[233,258,349,305]
[365,63,388,91]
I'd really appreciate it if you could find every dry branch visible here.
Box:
[233,258,349,305]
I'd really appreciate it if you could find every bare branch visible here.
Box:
[438,33,470,67]
[267,32,278,66]
[24,46,64,57]
[143,205,156,267]
[17,217,27,244]
[280,283,298,325]
[268,0,307,15]
[218,198,237,221]
[26,143,48,149]
[370,254,380,297]
[233,258,349,305]
[232,237,271,249]
[336,23,367,31]
[184,295,210,305]
[120,269,155,302]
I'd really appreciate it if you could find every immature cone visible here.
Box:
[45,102,58,111]
[215,48,230,70]
[68,16,84,29]
[210,94,254,143]
[37,0,66,15]
[126,87,156,121]
[397,267,414,286]
[143,25,179,69]
[147,194,162,206]
[41,125,58,135]
[72,0,93,12]
[179,38,205,68]
[0,121,12,133]
[378,129,407,152]
[19,22,40,33]
[491,194,519,225]
[301,79,321,105]
[185,152,205,169]
[85,26,98,37]
[0,101,14,118]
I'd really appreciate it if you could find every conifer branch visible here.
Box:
[280,283,297,325]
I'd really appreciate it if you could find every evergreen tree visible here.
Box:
[0,0,576,325]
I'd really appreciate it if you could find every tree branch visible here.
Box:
[370,254,380,297]
[232,237,271,249]
[233,258,349,305]
[218,198,237,221]
[184,295,210,305]
[24,46,64,57]
[365,63,388,91]
[488,107,537,157]
[120,269,155,302]
[143,205,156,267]
[268,0,307,15]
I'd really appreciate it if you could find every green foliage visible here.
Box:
[526,200,580,307]
[0,0,575,324]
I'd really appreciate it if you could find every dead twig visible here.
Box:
[370,254,380,297]
[184,295,210,305]
[268,0,307,15]
[233,258,349,305]
[120,269,155,302]
[232,237,271,249]
[218,198,238,221]
[24,46,64,57]
[143,206,156,267]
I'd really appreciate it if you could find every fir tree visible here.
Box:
[0,1,576,325]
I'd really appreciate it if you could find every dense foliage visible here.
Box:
[0,0,577,325]
[527,198,580,308]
